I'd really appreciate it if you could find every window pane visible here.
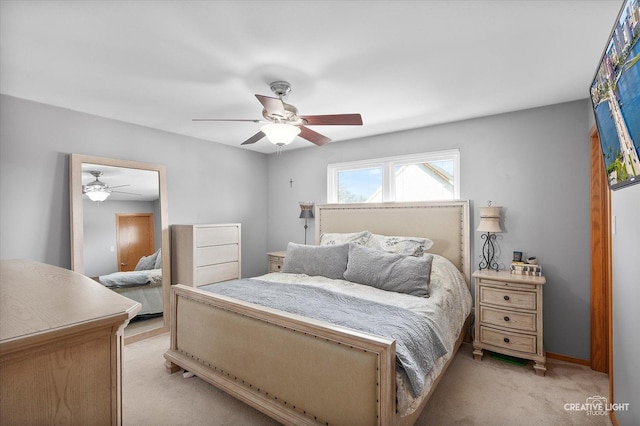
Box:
[337,167,383,203]
[328,150,459,203]
[394,160,454,201]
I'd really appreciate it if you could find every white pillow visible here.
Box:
[365,233,434,257]
[319,231,371,246]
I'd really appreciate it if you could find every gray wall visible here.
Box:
[83,199,160,277]
[611,184,640,423]
[267,100,592,360]
[0,94,269,278]
[0,93,612,362]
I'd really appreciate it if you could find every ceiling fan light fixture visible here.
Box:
[84,171,111,202]
[261,123,300,146]
[85,187,111,202]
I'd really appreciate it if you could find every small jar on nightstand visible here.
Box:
[472,269,546,376]
[267,251,287,273]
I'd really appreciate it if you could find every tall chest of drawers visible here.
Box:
[472,269,546,376]
[171,224,241,287]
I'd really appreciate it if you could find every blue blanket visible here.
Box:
[201,279,447,396]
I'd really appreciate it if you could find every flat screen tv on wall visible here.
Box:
[590,0,640,190]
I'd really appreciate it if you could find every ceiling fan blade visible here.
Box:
[298,126,331,146]
[109,184,130,189]
[192,118,264,123]
[255,94,286,117]
[300,113,363,126]
[241,131,266,145]
[111,190,141,196]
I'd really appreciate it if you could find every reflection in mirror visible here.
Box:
[70,154,170,343]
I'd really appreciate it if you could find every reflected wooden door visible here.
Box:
[116,213,155,272]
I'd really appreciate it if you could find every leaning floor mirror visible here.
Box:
[70,154,170,343]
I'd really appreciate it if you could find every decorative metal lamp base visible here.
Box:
[303,219,309,245]
[479,232,499,271]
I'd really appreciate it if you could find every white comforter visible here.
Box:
[252,254,472,416]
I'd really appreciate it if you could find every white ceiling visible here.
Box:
[0,1,623,154]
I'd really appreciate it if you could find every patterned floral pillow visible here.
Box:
[319,230,371,246]
[365,233,434,257]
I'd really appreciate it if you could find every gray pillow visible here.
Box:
[343,243,433,297]
[153,248,162,269]
[282,242,349,280]
[134,252,157,271]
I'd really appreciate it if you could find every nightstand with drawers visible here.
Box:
[472,269,546,376]
[267,251,287,273]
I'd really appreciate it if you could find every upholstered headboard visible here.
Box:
[315,201,470,284]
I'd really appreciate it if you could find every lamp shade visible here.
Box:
[477,206,502,233]
[261,123,301,146]
[299,201,314,218]
[85,189,111,202]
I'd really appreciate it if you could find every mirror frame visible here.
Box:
[70,153,170,340]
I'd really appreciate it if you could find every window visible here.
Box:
[327,150,460,203]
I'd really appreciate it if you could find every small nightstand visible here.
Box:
[267,251,287,273]
[472,269,546,376]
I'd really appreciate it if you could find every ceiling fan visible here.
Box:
[193,81,363,147]
[83,171,139,202]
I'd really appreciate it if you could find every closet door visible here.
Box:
[589,125,611,374]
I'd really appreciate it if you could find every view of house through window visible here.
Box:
[328,150,460,203]
[336,167,383,203]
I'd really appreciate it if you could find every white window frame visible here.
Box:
[327,149,460,203]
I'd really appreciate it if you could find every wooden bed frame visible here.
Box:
[164,201,470,425]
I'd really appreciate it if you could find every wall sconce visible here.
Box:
[477,202,503,271]
[299,201,314,244]
[261,123,301,146]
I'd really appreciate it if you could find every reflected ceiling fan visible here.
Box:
[193,81,363,147]
[83,171,140,202]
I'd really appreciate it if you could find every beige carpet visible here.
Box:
[123,333,611,426]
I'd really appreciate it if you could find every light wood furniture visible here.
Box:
[0,259,141,426]
[171,223,241,287]
[472,269,546,376]
[267,250,286,273]
[164,201,470,425]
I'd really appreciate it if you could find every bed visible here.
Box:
[97,249,164,317]
[164,201,471,425]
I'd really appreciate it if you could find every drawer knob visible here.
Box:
[504,316,510,322]
[503,337,510,343]
[503,295,510,301]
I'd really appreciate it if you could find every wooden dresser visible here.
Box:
[0,259,141,425]
[171,223,241,287]
[472,269,546,376]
